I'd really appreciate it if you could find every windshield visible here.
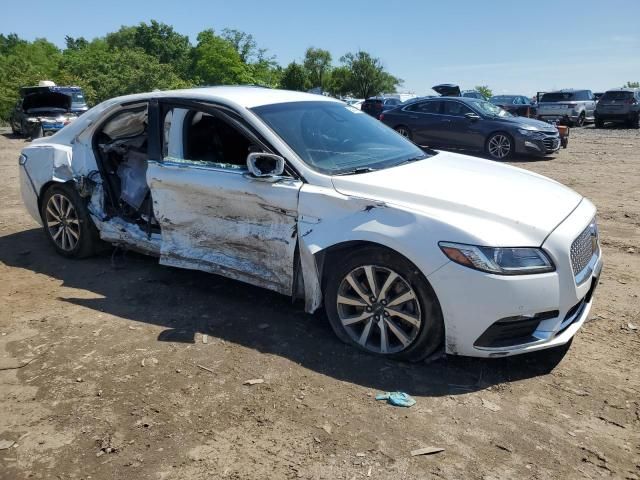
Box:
[70,91,86,105]
[601,91,633,101]
[252,101,430,175]
[468,100,511,117]
[490,95,516,103]
[541,92,575,102]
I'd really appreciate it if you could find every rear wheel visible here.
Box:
[486,132,513,160]
[40,183,100,258]
[394,125,412,140]
[595,118,604,128]
[324,247,444,362]
[628,114,640,129]
[575,112,586,127]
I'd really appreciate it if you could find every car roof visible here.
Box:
[106,86,340,109]
[604,88,638,92]
[548,89,590,93]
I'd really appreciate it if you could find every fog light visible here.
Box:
[18,154,28,165]
[524,141,541,151]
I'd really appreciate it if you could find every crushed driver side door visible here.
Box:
[146,99,303,295]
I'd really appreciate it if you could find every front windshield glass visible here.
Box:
[468,100,512,117]
[540,92,575,102]
[70,92,86,105]
[490,95,516,103]
[252,101,431,175]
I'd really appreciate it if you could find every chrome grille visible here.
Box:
[543,137,560,151]
[570,219,598,276]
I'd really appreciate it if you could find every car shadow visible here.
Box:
[0,228,571,397]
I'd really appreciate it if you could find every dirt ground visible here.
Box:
[0,126,638,480]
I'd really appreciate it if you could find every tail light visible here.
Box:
[625,98,638,105]
[379,113,385,121]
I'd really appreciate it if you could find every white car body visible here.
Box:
[18,86,602,358]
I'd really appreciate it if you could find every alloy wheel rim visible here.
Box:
[397,127,409,138]
[45,193,80,251]
[488,134,511,159]
[336,265,422,354]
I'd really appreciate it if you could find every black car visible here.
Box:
[380,96,561,160]
[361,96,403,119]
[432,84,486,99]
[489,95,536,117]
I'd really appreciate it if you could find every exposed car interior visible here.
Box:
[94,106,156,231]
[93,104,262,235]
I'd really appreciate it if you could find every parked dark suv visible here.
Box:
[361,96,403,119]
[594,89,640,128]
[380,96,561,160]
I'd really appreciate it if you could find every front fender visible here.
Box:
[297,184,452,312]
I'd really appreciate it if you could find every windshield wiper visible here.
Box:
[335,167,378,176]
[394,155,427,167]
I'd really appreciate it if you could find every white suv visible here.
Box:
[536,89,597,126]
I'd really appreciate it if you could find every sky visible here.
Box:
[1,0,638,96]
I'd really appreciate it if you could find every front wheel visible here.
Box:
[324,247,444,362]
[394,125,412,140]
[40,183,100,258]
[486,132,513,160]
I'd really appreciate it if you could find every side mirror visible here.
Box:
[246,152,285,179]
[465,112,481,121]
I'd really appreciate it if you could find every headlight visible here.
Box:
[439,242,555,275]
[517,128,537,136]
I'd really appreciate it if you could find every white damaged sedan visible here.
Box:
[18,87,603,361]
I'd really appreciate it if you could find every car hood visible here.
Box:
[331,151,582,246]
[23,92,71,113]
[493,115,557,131]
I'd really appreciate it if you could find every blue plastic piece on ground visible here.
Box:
[375,391,416,407]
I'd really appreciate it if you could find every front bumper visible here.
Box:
[429,199,601,357]
[594,111,637,122]
[514,133,561,157]
[19,164,43,225]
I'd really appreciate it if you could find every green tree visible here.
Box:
[623,81,639,88]
[60,39,188,105]
[0,36,61,119]
[280,62,308,91]
[106,21,192,75]
[339,50,401,99]
[192,29,251,85]
[303,47,332,90]
[221,29,280,87]
[327,65,352,97]
[474,85,492,99]
[64,36,89,51]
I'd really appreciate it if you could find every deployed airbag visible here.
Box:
[117,151,149,209]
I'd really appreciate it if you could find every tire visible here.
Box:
[30,124,43,140]
[485,132,514,160]
[595,118,604,129]
[394,125,412,141]
[629,114,640,129]
[324,246,444,362]
[575,112,586,127]
[40,183,100,258]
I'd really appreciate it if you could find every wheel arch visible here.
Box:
[313,239,443,315]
